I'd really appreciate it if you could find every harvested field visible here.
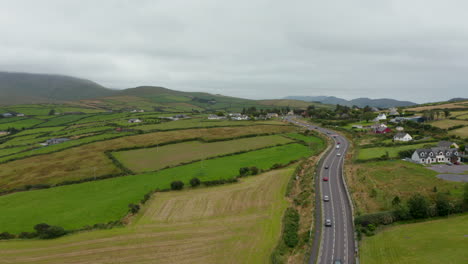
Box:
[0,125,294,191]
[448,126,468,138]
[407,101,468,111]
[0,168,294,264]
[114,135,294,172]
[430,119,467,129]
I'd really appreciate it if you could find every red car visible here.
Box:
[323,177,329,181]
[337,142,340,144]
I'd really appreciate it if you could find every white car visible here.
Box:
[325,219,332,227]
[337,153,341,156]
[323,195,330,202]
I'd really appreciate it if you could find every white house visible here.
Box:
[0,131,9,136]
[374,113,387,121]
[411,147,461,164]
[393,132,412,142]
[266,113,279,119]
[1,113,13,118]
[207,114,226,120]
[231,115,250,121]
[16,113,25,117]
[128,118,142,123]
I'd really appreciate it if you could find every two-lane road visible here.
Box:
[286,117,355,264]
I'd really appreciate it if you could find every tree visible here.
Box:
[459,144,465,152]
[362,112,376,122]
[443,109,450,118]
[190,177,201,187]
[249,166,259,175]
[48,109,55,116]
[433,186,438,192]
[407,194,429,219]
[170,181,184,190]
[0,232,15,240]
[128,203,140,214]
[39,226,66,239]
[34,223,51,233]
[435,193,450,216]
[391,196,401,206]
[239,167,250,176]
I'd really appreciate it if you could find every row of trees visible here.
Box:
[0,223,66,240]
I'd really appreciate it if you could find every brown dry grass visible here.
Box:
[0,125,294,191]
[430,119,467,129]
[406,101,468,111]
[0,168,293,264]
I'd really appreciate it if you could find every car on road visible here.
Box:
[325,219,332,227]
[334,260,342,264]
[323,195,330,202]
[445,162,453,166]
[337,153,341,156]
[336,145,340,149]
[323,177,329,181]
[337,142,340,144]
[324,165,329,169]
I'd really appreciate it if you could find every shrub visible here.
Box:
[283,207,300,248]
[239,167,250,176]
[128,203,140,214]
[39,226,66,239]
[0,232,15,240]
[435,193,450,216]
[170,180,184,190]
[250,166,259,175]
[19,232,37,239]
[354,211,396,227]
[408,193,429,219]
[34,223,51,233]
[189,177,201,187]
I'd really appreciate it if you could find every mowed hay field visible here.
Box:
[449,126,468,138]
[0,168,294,264]
[0,143,314,233]
[430,119,467,129]
[346,161,464,214]
[406,101,468,111]
[114,135,294,172]
[360,214,468,264]
[0,125,294,191]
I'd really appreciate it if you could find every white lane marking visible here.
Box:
[335,143,348,264]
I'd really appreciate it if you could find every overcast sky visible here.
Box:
[1,0,468,103]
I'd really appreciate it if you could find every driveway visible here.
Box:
[427,164,468,182]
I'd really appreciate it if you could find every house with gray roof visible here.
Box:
[42,138,70,146]
[393,132,412,142]
[411,147,461,164]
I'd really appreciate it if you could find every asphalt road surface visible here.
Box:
[286,117,355,264]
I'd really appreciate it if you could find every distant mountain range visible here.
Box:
[284,96,417,108]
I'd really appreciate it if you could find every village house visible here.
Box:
[42,138,70,146]
[411,147,461,164]
[266,113,279,119]
[207,114,226,120]
[393,132,413,142]
[131,109,145,113]
[0,131,9,136]
[370,107,380,112]
[373,113,387,121]
[1,113,13,118]
[16,113,25,117]
[371,123,391,134]
[128,118,142,123]
[231,115,250,121]
[388,107,400,116]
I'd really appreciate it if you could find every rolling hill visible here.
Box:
[284,95,417,108]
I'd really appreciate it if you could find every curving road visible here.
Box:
[286,117,355,264]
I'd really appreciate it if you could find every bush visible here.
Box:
[34,223,51,233]
[0,232,15,240]
[189,177,201,187]
[170,180,184,190]
[239,167,250,176]
[355,211,396,227]
[408,193,429,219]
[435,194,450,216]
[250,166,259,175]
[19,232,38,239]
[39,226,66,239]
[128,203,140,214]
[283,207,300,248]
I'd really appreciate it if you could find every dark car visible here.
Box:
[334,260,342,264]
[323,177,329,181]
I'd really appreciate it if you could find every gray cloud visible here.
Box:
[1,0,467,103]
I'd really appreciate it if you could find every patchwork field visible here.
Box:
[0,167,293,264]
[0,143,313,233]
[360,214,468,264]
[357,143,430,160]
[449,126,468,138]
[0,125,294,191]
[114,135,294,172]
[430,119,467,129]
[346,161,464,214]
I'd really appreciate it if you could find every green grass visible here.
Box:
[36,115,88,127]
[0,143,313,234]
[113,135,295,172]
[348,161,464,214]
[360,214,468,264]
[357,143,432,160]
[0,118,44,130]
[136,118,285,131]
[0,145,33,157]
[0,168,293,264]
[10,126,66,136]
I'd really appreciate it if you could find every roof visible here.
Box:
[437,141,454,148]
[414,147,460,158]
[394,132,408,138]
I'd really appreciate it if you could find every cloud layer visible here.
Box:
[1,0,468,102]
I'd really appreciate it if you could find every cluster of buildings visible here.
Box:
[2,112,25,118]
[40,138,70,146]
[207,112,280,121]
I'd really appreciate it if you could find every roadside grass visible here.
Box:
[0,125,294,191]
[430,119,467,129]
[357,143,432,160]
[0,168,293,264]
[0,144,311,233]
[114,134,294,172]
[346,160,464,214]
[360,214,468,264]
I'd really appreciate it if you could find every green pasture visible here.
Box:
[357,143,433,160]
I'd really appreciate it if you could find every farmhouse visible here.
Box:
[0,131,9,136]
[131,109,145,113]
[411,147,461,164]
[1,113,13,118]
[207,114,226,120]
[374,113,387,121]
[393,132,412,142]
[266,113,279,118]
[128,118,142,123]
[43,138,70,146]
[231,115,250,121]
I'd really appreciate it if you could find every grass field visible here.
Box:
[0,118,44,130]
[430,119,467,129]
[346,161,464,214]
[0,125,294,191]
[406,101,468,111]
[36,115,87,127]
[357,143,431,160]
[0,167,293,264]
[136,118,286,131]
[0,143,311,233]
[360,214,468,264]
[114,135,294,172]
[449,126,468,138]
